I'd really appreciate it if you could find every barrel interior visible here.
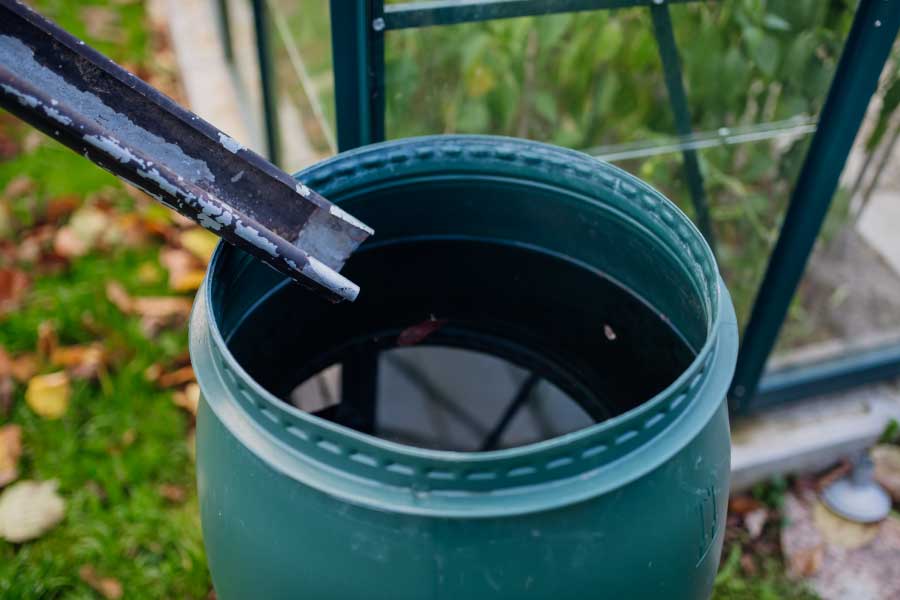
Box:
[215,170,710,451]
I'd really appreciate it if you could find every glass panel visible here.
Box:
[770,51,900,361]
[384,2,855,330]
[268,0,337,159]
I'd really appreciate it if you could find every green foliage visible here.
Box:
[713,545,819,600]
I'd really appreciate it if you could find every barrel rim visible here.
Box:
[192,135,738,516]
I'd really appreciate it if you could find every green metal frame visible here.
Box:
[230,0,900,413]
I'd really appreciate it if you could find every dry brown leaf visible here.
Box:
[106,281,133,313]
[744,507,768,540]
[79,565,123,600]
[53,226,90,258]
[25,371,71,419]
[132,296,193,319]
[37,321,58,359]
[158,365,195,388]
[0,479,65,542]
[172,383,199,416]
[158,483,187,504]
[51,344,106,379]
[788,544,824,578]
[0,268,29,316]
[179,229,219,264]
[728,495,764,515]
[45,195,81,223]
[0,346,38,382]
[9,353,37,382]
[160,247,205,291]
[3,175,34,199]
[0,377,13,418]
[0,425,22,488]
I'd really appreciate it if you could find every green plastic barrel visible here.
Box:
[190,136,738,599]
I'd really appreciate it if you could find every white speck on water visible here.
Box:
[604,324,617,341]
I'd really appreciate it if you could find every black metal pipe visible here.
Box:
[0,0,372,302]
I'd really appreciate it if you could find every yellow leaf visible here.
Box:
[179,229,219,264]
[25,372,71,419]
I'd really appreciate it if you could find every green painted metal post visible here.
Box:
[216,0,235,64]
[329,0,385,151]
[649,3,715,251]
[329,0,385,422]
[729,0,900,412]
[251,0,280,164]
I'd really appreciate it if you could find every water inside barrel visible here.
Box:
[227,239,696,451]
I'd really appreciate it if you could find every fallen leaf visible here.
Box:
[2,175,34,199]
[45,195,81,223]
[872,444,900,502]
[53,226,90,258]
[172,383,199,416]
[158,483,187,504]
[22,130,44,154]
[106,281,192,322]
[65,205,110,252]
[0,346,38,382]
[37,321,58,359]
[158,365,195,388]
[0,479,65,542]
[788,544,823,578]
[397,316,448,346]
[0,203,13,240]
[25,372,71,419]
[728,494,764,515]
[0,425,22,487]
[79,565,123,599]
[120,429,136,447]
[0,268,29,316]
[51,344,106,379]
[159,247,205,291]
[179,229,219,264]
[136,262,164,285]
[106,281,133,313]
[0,377,12,418]
[744,507,768,539]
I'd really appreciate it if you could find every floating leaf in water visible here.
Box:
[25,371,71,419]
[0,479,65,542]
[397,316,448,346]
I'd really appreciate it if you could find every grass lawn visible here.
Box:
[0,1,816,598]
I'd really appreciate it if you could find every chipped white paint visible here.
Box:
[42,106,72,125]
[230,170,245,183]
[0,83,39,108]
[137,166,180,197]
[84,134,146,167]
[296,183,311,198]
[235,221,278,256]
[0,35,215,186]
[302,254,359,300]
[329,204,375,235]
[218,132,243,154]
